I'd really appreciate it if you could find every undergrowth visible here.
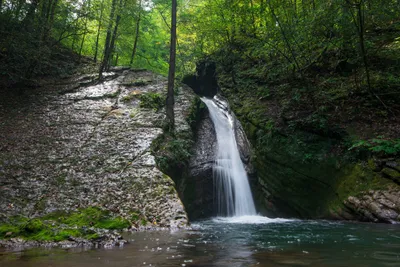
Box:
[349,137,400,156]
[0,207,144,242]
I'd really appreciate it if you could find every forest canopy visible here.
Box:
[0,0,399,89]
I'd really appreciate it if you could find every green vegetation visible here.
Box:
[151,131,193,175]
[150,96,202,177]
[139,92,165,111]
[328,163,392,213]
[0,207,131,241]
[124,78,150,87]
[122,91,165,111]
[349,137,400,156]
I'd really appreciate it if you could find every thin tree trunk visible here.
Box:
[268,0,300,70]
[356,1,387,109]
[345,0,388,109]
[94,0,105,62]
[79,0,91,60]
[41,0,58,43]
[130,0,142,65]
[99,0,117,79]
[48,0,58,30]
[249,0,257,36]
[357,2,371,91]
[24,0,40,28]
[107,0,123,70]
[166,0,177,130]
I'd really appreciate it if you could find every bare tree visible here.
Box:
[99,0,117,79]
[94,0,105,62]
[166,0,177,130]
[130,0,142,65]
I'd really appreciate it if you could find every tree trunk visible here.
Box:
[41,0,58,43]
[115,53,119,65]
[24,0,40,28]
[107,0,123,70]
[94,0,105,62]
[357,2,371,92]
[130,0,142,65]
[79,0,91,60]
[249,0,257,36]
[99,0,117,79]
[166,0,177,130]
[268,0,300,71]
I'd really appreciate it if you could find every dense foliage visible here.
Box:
[1,0,399,79]
[1,0,399,136]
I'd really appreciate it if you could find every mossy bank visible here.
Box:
[214,61,400,223]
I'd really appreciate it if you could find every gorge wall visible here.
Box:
[216,73,400,223]
[0,68,200,245]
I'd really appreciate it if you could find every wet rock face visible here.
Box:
[186,109,216,219]
[0,68,195,228]
[185,96,254,219]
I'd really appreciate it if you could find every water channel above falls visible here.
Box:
[1,219,400,266]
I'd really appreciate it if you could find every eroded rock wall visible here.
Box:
[0,68,197,228]
[223,93,400,223]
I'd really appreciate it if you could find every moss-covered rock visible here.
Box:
[222,83,400,222]
[0,207,130,242]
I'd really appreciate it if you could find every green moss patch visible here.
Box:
[328,164,393,214]
[150,95,201,180]
[139,92,165,111]
[151,131,193,176]
[123,78,151,87]
[0,207,132,242]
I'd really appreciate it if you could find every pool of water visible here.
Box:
[1,216,400,266]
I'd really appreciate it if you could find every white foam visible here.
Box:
[201,97,256,216]
[212,215,295,224]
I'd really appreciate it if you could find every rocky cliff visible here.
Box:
[0,68,200,246]
[221,86,400,223]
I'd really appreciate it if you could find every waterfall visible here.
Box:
[201,96,256,217]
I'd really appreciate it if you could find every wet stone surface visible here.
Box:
[0,68,195,229]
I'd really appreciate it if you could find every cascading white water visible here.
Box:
[201,96,257,217]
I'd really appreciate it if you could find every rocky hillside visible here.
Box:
[0,67,200,246]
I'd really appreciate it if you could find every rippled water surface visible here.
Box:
[1,216,400,266]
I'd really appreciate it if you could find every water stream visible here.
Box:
[2,220,400,266]
[201,96,256,217]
